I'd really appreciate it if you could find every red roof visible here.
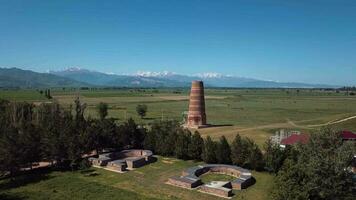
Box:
[281,134,310,145]
[341,131,356,140]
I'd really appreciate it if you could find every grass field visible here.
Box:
[0,156,274,200]
[1,88,356,147]
[200,172,237,183]
[1,88,355,200]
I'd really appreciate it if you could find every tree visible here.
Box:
[44,89,52,99]
[175,130,191,160]
[143,129,156,152]
[37,103,68,166]
[264,139,286,173]
[47,89,52,99]
[231,134,264,170]
[119,118,144,149]
[216,136,231,164]
[231,134,247,166]
[136,104,147,119]
[97,102,108,120]
[188,131,204,160]
[272,128,355,200]
[247,143,264,170]
[20,122,42,169]
[149,120,179,156]
[0,125,24,175]
[83,119,104,155]
[0,102,41,174]
[202,136,217,163]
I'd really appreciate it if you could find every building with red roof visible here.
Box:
[341,130,356,141]
[280,134,310,148]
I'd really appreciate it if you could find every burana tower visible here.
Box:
[187,80,207,128]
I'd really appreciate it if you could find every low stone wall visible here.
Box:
[167,176,202,189]
[127,157,147,169]
[106,160,127,172]
[200,184,233,197]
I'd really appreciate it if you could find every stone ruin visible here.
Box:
[167,164,253,198]
[89,149,153,172]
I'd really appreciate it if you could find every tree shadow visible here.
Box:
[80,169,100,177]
[0,168,52,191]
[0,193,26,200]
[197,124,233,129]
[142,117,155,120]
[242,176,256,189]
[208,124,233,128]
[148,156,158,164]
[80,169,96,174]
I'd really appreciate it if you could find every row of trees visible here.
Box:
[37,89,52,99]
[0,99,145,175]
[143,121,264,170]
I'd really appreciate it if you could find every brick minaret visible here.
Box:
[187,80,207,127]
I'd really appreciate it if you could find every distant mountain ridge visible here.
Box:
[0,67,88,88]
[0,67,338,88]
[52,68,336,88]
[50,68,189,87]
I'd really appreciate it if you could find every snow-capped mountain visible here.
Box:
[50,68,190,87]
[135,70,176,77]
[196,72,225,78]
[50,68,336,88]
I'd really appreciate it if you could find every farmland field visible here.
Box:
[1,88,355,146]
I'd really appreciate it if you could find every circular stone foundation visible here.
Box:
[167,164,253,198]
[90,149,153,172]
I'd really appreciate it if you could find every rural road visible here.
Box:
[306,115,356,128]
[211,115,356,134]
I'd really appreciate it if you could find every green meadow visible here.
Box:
[1,88,355,146]
[0,156,274,200]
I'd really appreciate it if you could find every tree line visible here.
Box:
[143,120,265,170]
[0,99,145,175]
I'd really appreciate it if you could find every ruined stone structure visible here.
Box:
[187,80,207,128]
[200,181,233,197]
[90,149,153,172]
[167,164,253,198]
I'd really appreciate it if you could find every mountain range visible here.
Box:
[0,67,338,88]
[0,67,87,88]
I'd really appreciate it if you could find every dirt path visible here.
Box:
[306,115,356,128]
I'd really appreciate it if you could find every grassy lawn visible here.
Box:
[0,156,274,200]
[200,173,236,183]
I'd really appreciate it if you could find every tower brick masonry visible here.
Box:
[187,80,207,128]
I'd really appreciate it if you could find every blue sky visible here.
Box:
[0,0,355,85]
